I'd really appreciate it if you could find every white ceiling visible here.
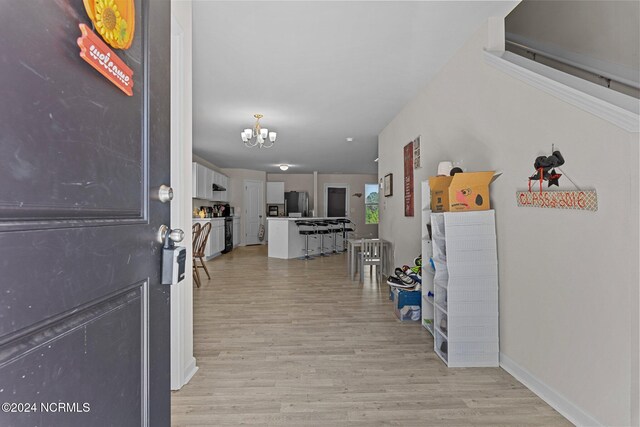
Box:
[192,1,518,174]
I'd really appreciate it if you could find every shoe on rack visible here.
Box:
[440,317,447,333]
[407,273,421,284]
[394,268,415,285]
[387,276,415,289]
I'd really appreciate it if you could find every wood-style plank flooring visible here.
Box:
[171,245,570,426]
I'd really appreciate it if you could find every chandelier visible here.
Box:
[241,114,277,148]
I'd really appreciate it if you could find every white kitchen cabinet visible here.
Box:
[233,217,240,247]
[221,176,229,201]
[209,218,224,256]
[212,173,229,202]
[192,163,208,199]
[208,168,217,201]
[266,182,285,204]
[192,162,231,202]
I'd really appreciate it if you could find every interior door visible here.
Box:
[327,187,347,217]
[244,180,263,245]
[0,1,171,426]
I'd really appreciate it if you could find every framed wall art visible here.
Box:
[384,173,393,197]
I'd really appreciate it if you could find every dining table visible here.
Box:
[347,238,391,280]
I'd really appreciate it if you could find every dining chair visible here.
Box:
[336,218,356,252]
[193,222,211,287]
[359,238,383,283]
[192,223,202,287]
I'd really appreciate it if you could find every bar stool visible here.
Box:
[325,220,341,253]
[295,220,317,260]
[313,220,332,256]
[336,218,356,252]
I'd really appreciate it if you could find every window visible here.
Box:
[365,184,379,224]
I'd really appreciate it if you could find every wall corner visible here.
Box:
[487,16,505,52]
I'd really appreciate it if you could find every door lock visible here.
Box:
[158,225,186,285]
[155,185,174,203]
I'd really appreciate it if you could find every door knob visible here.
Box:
[169,228,185,243]
[157,225,185,244]
[155,185,174,203]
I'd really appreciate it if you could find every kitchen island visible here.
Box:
[267,217,344,259]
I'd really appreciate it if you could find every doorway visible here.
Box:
[170,11,197,392]
[244,180,264,245]
[324,184,350,217]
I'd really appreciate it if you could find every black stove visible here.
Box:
[221,217,233,253]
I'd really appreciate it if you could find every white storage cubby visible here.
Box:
[420,180,435,335]
[430,209,499,368]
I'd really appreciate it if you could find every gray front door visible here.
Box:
[0,0,171,426]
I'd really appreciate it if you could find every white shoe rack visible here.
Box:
[430,209,499,367]
[420,180,435,336]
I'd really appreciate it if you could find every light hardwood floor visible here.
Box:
[171,245,570,426]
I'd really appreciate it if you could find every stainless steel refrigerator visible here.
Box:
[284,191,309,217]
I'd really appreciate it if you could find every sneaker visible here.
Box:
[440,317,448,333]
[407,273,421,284]
[387,276,415,288]
[394,268,415,285]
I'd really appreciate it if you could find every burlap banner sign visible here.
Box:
[516,190,597,212]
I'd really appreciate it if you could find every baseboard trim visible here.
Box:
[500,352,602,426]
[180,357,198,388]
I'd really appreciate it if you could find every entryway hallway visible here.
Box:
[171,246,570,426]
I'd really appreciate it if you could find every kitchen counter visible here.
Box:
[266,217,341,221]
[267,217,346,259]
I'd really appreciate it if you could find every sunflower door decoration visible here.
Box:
[77,0,135,96]
[83,0,135,50]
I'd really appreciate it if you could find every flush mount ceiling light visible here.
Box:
[346,137,354,142]
[279,164,289,171]
[241,114,277,148]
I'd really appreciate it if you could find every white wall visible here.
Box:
[378,20,639,427]
[170,0,197,390]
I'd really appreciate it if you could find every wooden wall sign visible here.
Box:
[404,142,414,216]
[77,23,134,96]
[516,190,598,212]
